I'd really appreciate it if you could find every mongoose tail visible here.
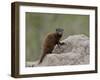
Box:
[39,53,46,64]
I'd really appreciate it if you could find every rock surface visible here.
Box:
[26,34,89,67]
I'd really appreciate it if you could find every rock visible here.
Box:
[26,34,89,67]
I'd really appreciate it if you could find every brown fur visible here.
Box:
[39,32,63,64]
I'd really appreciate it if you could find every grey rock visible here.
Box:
[26,34,89,67]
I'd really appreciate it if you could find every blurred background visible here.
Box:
[26,12,89,62]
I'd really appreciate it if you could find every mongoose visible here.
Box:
[39,28,64,64]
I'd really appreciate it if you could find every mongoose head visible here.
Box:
[56,28,64,35]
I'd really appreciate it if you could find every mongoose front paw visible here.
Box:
[60,42,65,45]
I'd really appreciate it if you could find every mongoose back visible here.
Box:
[39,28,64,64]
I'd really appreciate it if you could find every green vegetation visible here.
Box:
[26,12,89,62]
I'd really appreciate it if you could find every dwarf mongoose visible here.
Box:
[39,28,64,64]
